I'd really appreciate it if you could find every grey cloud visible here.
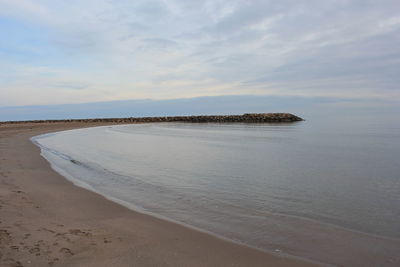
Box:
[52,30,104,55]
[141,38,178,49]
[171,0,400,97]
[2,0,400,105]
[247,27,400,91]
[51,82,90,90]
[118,23,149,41]
[108,0,171,24]
[134,1,169,19]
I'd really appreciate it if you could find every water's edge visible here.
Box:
[30,129,328,266]
[30,124,400,267]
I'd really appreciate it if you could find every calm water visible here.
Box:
[32,120,400,266]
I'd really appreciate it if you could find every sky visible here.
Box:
[2,95,399,123]
[0,0,399,113]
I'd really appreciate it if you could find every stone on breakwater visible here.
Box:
[0,113,303,124]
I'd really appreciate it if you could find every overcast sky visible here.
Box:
[0,0,399,107]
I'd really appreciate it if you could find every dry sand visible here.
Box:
[0,122,317,267]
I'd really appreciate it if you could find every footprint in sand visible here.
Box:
[0,229,12,244]
[54,232,71,242]
[68,229,92,237]
[59,247,74,256]
[40,227,55,234]
[28,247,40,254]
[48,257,59,266]
[8,260,23,267]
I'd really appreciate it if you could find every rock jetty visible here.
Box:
[1,113,303,124]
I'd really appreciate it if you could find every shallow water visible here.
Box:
[32,120,400,266]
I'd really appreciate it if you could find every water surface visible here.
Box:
[32,120,400,266]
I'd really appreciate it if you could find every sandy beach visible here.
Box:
[0,122,316,267]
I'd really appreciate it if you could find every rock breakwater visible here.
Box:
[1,113,303,124]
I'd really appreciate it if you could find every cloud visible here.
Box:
[140,38,178,51]
[0,0,399,106]
[52,82,90,90]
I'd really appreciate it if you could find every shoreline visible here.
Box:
[0,122,316,267]
[31,124,400,241]
[31,125,400,245]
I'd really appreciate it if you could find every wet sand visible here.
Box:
[0,122,316,267]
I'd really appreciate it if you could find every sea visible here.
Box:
[31,116,400,266]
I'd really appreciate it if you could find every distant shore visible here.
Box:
[0,122,315,267]
[0,113,303,124]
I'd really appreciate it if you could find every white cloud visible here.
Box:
[0,0,399,106]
